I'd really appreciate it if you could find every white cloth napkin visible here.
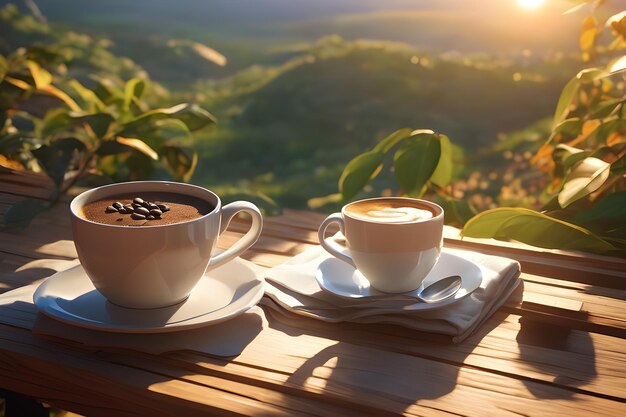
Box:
[262,244,522,343]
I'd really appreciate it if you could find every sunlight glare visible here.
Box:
[517,0,545,10]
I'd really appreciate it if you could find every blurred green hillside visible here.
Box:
[0,1,585,211]
[187,36,574,208]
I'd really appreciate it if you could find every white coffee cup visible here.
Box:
[70,181,263,309]
[318,197,444,293]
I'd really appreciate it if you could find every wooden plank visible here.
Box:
[1,291,625,404]
[0,327,356,417]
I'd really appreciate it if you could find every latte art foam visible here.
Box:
[360,207,434,223]
[346,198,436,224]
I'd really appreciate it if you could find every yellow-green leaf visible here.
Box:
[339,150,385,200]
[430,134,452,187]
[26,60,51,89]
[462,207,615,253]
[393,134,440,196]
[68,80,106,112]
[558,157,610,207]
[115,137,158,160]
[373,128,412,153]
[40,85,81,112]
[123,78,145,111]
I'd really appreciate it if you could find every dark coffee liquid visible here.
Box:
[79,192,214,226]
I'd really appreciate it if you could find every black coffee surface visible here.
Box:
[80,192,214,226]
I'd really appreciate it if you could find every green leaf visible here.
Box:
[32,137,85,189]
[373,128,413,153]
[430,134,452,187]
[393,134,440,196]
[0,55,7,82]
[432,195,476,227]
[577,191,626,229]
[558,157,610,207]
[159,143,197,182]
[68,80,106,112]
[123,78,145,111]
[25,60,51,89]
[462,207,615,253]
[591,98,625,118]
[70,113,114,138]
[2,198,48,229]
[119,103,216,135]
[596,119,626,145]
[562,150,591,172]
[115,137,158,160]
[96,137,158,161]
[339,150,385,200]
[152,119,192,141]
[553,76,580,127]
[553,68,606,127]
[40,108,71,138]
[607,55,626,75]
[41,110,113,139]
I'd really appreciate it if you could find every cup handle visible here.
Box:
[209,201,263,268]
[318,213,356,267]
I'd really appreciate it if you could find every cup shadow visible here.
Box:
[516,314,597,399]
[263,304,502,415]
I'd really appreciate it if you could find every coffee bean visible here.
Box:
[158,204,170,212]
[149,209,162,217]
[131,213,146,220]
[113,202,123,210]
[148,203,159,210]
[133,198,144,205]
[105,206,117,213]
[136,207,150,216]
[146,215,155,220]
[124,204,133,211]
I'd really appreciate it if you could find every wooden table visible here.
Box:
[1,169,626,416]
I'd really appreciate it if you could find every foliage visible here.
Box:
[462,2,626,256]
[320,128,475,227]
[334,1,626,256]
[0,7,216,227]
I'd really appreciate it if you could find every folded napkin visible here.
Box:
[262,243,522,343]
[0,257,266,357]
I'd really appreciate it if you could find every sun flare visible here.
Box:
[517,0,545,10]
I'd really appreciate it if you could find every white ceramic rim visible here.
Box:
[342,197,444,224]
[70,181,220,229]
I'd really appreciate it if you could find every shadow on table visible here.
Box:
[516,314,597,399]
[265,306,506,416]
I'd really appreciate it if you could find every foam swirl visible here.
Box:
[355,207,433,223]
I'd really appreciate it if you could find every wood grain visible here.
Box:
[1,170,626,416]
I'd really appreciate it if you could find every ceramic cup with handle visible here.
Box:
[70,181,263,309]
[318,197,444,293]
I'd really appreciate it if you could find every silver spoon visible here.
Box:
[291,275,463,310]
[415,274,462,303]
[359,274,462,303]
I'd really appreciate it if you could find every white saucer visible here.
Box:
[315,250,482,310]
[33,258,264,333]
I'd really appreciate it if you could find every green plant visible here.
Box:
[0,44,216,227]
[319,128,475,226]
[461,3,626,255]
[333,1,626,256]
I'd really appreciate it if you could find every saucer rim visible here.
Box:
[33,258,264,333]
[314,249,482,309]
